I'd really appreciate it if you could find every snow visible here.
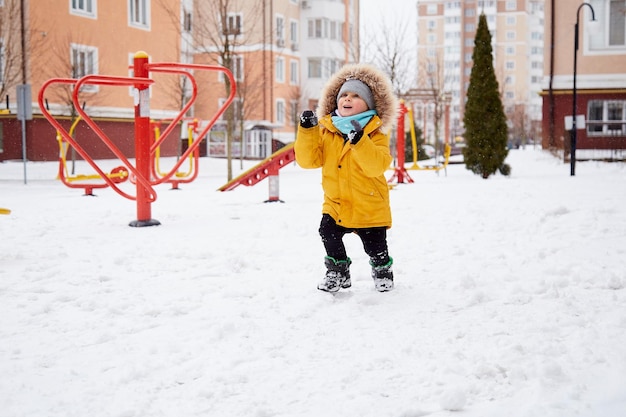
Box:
[1,148,625,417]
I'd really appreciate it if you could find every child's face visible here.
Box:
[337,92,369,117]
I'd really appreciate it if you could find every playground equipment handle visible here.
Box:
[38,77,156,202]
[144,62,237,185]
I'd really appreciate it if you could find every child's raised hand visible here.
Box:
[300,110,318,128]
[347,120,364,144]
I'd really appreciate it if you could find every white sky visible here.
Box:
[360,0,417,31]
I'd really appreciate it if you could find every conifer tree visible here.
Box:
[463,14,510,179]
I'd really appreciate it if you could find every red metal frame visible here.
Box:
[388,101,414,184]
[150,118,201,190]
[218,143,295,192]
[38,51,237,226]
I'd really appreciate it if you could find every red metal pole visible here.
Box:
[388,101,413,184]
[397,101,407,183]
[130,51,160,227]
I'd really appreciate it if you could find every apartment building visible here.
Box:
[0,0,184,161]
[541,0,626,157]
[192,0,359,157]
[299,0,360,110]
[415,0,544,145]
[0,0,359,162]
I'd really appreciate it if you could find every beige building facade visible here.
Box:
[0,0,360,162]
[542,0,626,156]
[416,0,544,145]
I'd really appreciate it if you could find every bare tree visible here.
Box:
[507,103,533,148]
[157,0,266,181]
[0,0,25,102]
[417,51,452,148]
[360,13,415,96]
[31,28,110,172]
[0,0,47,106]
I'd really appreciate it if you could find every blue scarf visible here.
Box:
[331,110,377,135]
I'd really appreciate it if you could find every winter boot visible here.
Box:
[371,257,394,292]
[318,256,352,292]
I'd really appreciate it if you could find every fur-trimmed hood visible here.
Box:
[316,63,398,133]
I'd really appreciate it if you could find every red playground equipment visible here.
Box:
[388,100,414,184]
[55,116,129,196]
[151,118,201,190]
[218,143,296,202]
[38,51,236,227]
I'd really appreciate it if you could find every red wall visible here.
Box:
[0,116,181,162]
[542,91,626,151]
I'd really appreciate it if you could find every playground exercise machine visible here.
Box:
[218,143,295,202]
[39,51,236,226]
[56,116,129,196]
[388,101,414,184]
[387,100,451,185]
[405,104,451,174]
[151,118,200,190]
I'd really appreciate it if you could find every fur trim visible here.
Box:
[316,63,398,132]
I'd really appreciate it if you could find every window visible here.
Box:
[290,99,299,126]
[290,20,298,43]
[276,15,285,42]
[506,46,515,55]
[308,19,323,38]
[588,100,626,135]
[71,0,96,17]
[276,57,285,83]
[531,32,543,41]
[609,0,626,45]
[232,55,244,82]
[427,4,437,14]
[506,0,517,10]
[224,12,242,35]
[505,60,515,70]
[330,21,338,40]
[276,99,285,125]
[506,31,515,40]
[307,18,343,41]
[308,58,322,78]
[129,0,149,28]
[219,55,244,82]
[218,98,243,122]
[71,44,98,91]
[328,59,340,76]
[589,0,625,49]
[183,11,192,32]
[290,60,299,85]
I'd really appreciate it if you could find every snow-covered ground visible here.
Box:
[1,148,625,417]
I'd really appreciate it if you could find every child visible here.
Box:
[295,63,398,292]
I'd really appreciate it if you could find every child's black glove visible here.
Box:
[347,120,364,144]
[300,110,318,128]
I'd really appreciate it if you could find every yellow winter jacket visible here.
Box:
[295,113,393,229]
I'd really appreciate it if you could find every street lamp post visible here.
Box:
[571,2,596,176]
